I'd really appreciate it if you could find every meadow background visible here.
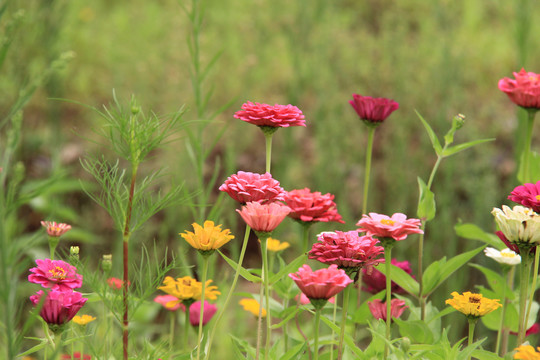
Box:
[3,0,540,357]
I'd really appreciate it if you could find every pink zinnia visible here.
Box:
[295,292,335,305]
[41,221,72,237]
[234,101,306,128]
[349,94,399,123]
[236,201,291,233]
[188,300,218,326]
[284,188,345,223]
[368,298,408,322]
[508,181,540,213]
[289,264,352,300]
[362,259,414,294]
[107,277,130,290]
[357,212,423,241]
[30,290,87,325]
[498,69,540,109]
[308,231,384,272]
[219,171,286,204]
[28,259,83,291]
[154,295,184,311]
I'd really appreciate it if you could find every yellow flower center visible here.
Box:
[380,219,395,226]
[468,296,481,304]
[536,195,540,201]
[501,252,516,258]
[48,266,67,279]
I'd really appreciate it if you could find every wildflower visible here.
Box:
[289,264,352,302]
[357,212,423,242]
[180,221,234,254]
[308,231,384,275]
[492,205,540,248]
[236,201,290,234]
[30,290,87,327]
[72,314,96,325]
[368,299,408,322]
[498,69,540,110]
[362,259,414,294]
[219,171,286,204]
[284,188,345,223]
[484,247,521,266]
[295,292,335,305]
[158,276,220,303]
[239,298,266,317]
[264,237,290,252]
[28,259,83,291]
[509,181,540,213]
[514,344,540,359]
[445,291,502,319]
[189,300,218,326]
[107,277,130,290]
[234,101,306,128]
[41,221,72,237]
[349,94,399,124]
[511,323,540,337]
[154,295,184,311]
[61,353,91,360]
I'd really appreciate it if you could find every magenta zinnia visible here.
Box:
[189,300,218,326]
[30,290,87,325]
[362,259,414,294]
[28,259,83,291]
[236,201,291,233]
[289,264,352,300]
[368,299,408,322]
[357,212,423,241]
[349,94,399,124]
[234,101,306,128]
[498,69,540,110]
[219,171,285,204]
[508,180,540,213]
[284,188,345,223]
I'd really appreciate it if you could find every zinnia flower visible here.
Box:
[107,277,129,290]
[236,201,290,233]
[514,344,540,359]
[498,69,540,110]
[445,291,502,319]
[368,299,408,322]
[30,290,87,326]
[158,276,220,303]
[61,353,91,360]
[511,323,540,337]
[239,298,266,317]
[154,295,184,311]
[509,181,540,213]
[308,231,384,274]
[264,237,290,252]
[28,259,83,291]
[357,213,423,241]
[289,264,352,302]
[349,94,399,124]
[234,101,306,128]
[41,221,72,237]
[362,259,414,294]
[180,220,234,253]
[284,188,345,223]
[492,205,540,248]
[72,314,96,325]
[189,300,218,326]
[219,171,286,204]
[295,293,335,305]
[484,247,521,266]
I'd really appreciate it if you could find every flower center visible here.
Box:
[468,296,481,304]
[48,266,67,279]
[380,219,395,226]
[536,195,540,201]
[183,279,192,286]
[501,252,516,258]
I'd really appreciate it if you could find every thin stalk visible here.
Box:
[521,110,536,183]
[495,267,509,355]
[256,267,264,360]
[264,132,273,173]
[362,126,376,214]
[330,295,338,360]
[184,308,190,350]
[196,256,209,360]
[525,247,539,335]
[262,237,271,359]
[282,297,289,353]
[302,223,311,254]
[384,246,393,360]
[313,309,321,360]
[501,266,515,355]
[337,284,351,360]
[517,250,531,345]
[468,319,477,355]
[169,314,175,353]
[204,225,251,360]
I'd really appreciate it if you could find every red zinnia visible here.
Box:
[236,201,291,233]
[349,94,399,123]
[219,171,285,204]
[498,69,540,109]
[289,264,353,300]
[368,299,408,322]
[508,180,540,213]
[357,212,423,241]
[30,290,87,325]
[61,353,91,360]
[234,101,306,128]
[28,259,83,291]
[107,277,130,290]
[284,188,345,223]
[362,259,414,294]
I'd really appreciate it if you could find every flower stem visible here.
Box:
[314,309,321,360]
[169,313,175,353]
[204,225,251,360]
[525,246,539,337]
[337,284,351,360]
[196,255,209,360]
[262,236,271,360]
[362,126,376,214]
[283,297,289,353]
[517,249,531,345]
[384,246,393,360]
[501,266,515,355]
[184,307,190,350]
[48,236,59,260]
[521,110,536,183]
[264,132,273,174]
[495,267,509,355]
[330,295,338,360]
[468,318,477,355]
[302,223,311,254]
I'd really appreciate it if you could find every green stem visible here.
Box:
[283,297,289,353]
[517,249,531,345]
[501,266,515,355]
[256,275,264,360]
[495,267,509,355]
[261,236,271,359]
[169,314,175,354]
[524,246,539,337]
[384,246,393,360]
[362,126,376,214]
[204,225,251,360]
[314,309,321,360]
[302,223,311,254]
[184,307,190,350]
[468,318,477,354]
[521,110,536,183]
[330,295,338,360]
[48,236,59,260]
[337,284,351,360]
[264,132,273,174]
[197,256,209,360]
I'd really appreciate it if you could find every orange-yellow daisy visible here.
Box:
[260,237,290,252]
[180,221,234,253]
[239,298,266,317]
[514,344,540,359]
[445,291,502,319]
[72,314,96,325]
[158,276,220,303]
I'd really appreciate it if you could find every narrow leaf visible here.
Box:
[218,250,261,283]
[454,223,504,250]
[441,138,494,157]
[377,264,420,295]
[416,110,442,156]
[270,253,307,285]
[417,177,436,221]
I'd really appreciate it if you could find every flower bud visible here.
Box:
[102,254,112,272]
[70,246,80,261]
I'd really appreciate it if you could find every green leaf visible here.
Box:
[518,150,540,183]
[416,110,442,156]
[319,316,365,357]
[280,343,307,360]
[469,349,504,360]
[422,259,442,297]
[441,138,494,157]
[417,177,436,221]
[352,291,385,324]
[395,318,434,344]
[469,263,514,300]
[218,250,261,283]
[270,253,307,285]
[377,263,420,295]
[454,223,504,250]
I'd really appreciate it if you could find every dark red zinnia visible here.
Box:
[349,94,399,123]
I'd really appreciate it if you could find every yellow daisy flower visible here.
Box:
[158,276,221,301]
[445,291,502,319]
[514,344,540,359]
[239,298,266,317]
[72,314,96,325]
[262,237,290,252]
[180,220,234,253]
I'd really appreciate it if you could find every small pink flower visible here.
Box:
[30,290,87,325]
[107,277,130,290]
[219,171,286,204]
[349,94,399,123]
[508,181,540,213]
[362,259,414,294]
[189,300,218,326]
[308,231,384,272]
[41,221,72,237]
[284,188,345,223]
[154,295,185,311]
[498,69,540,109]
[234,101,306,128]
[357,213,423,241]
[236,201,290,233]
[295,293,335,305]
[28,259,83,291]
[289,264,352,300]
[368,299,408,322]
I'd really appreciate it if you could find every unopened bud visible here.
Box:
[102,254,112,272]
[70,246,80,260]
[453,113,465,130]
[401,337,411,353]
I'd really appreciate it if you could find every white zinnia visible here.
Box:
[492,205,540,246]
[484,247,521,266]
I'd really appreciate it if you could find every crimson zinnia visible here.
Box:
[508,180,540,213]
[30,290,87,326]
[219,171,285,204]
[349,94,399,124]
[28,259,83,291]
[498,69,540,110]
[362,259,413,294]
[236,201,291,233]
[234,101,306,128]
[284,188,344,223]
[289,264,353,301]
[357,212,423,241]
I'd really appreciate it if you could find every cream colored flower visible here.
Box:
[484,247,521,266]
[492,206,540,246]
